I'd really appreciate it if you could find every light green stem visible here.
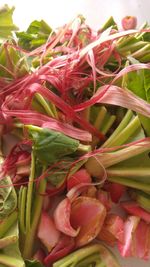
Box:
[107,167,150,178]
[100,143,150,168]
[35,93,55,117]
[25,152,35,231]
[18,187,27,234]
[94,106,107,129]
[102,110,133,147]
[22,170,46,259]
[101,115,116,135]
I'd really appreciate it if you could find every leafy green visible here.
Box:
[25,260,44,267]
[125,64,150,135]
[0,211,18,239]
[0,44,29,78]
[127,69,146,100]
[0,175,17,220]
[16,20,52,50]
[0,5,18,41]
[27,126,80,164]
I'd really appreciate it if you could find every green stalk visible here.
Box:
[101,115,116,135]
[78,143,91,154]
[101,143,150,168]
[25,152,35,231]
[54,244,120,267]
[77,253,100,267]
[131,44,150,58]
[86,142,150,177]
[53,244,101,267]
[22,169,47,259]
[130,189,150,212]
[18,186,27,234]
[107,167,150,178]
[104,116,140,147]
[108,176,150,191]
[35,93,55,117]
[116,36,135,49]
[118,41,147,53]
[94,106,107,129]
[102,110,133,147]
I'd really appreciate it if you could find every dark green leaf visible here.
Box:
[0,175,17,220]
[27,126,80,164]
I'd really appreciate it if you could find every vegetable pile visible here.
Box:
[1,4,150,267]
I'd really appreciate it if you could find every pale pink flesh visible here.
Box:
[118,216,140,257]
[98,214,124,246]
[121,201,150,224]
[133,220,150,260]
[37,212,60,252]
[70,196,106,247]
[54,198,79,237]
[96,189,112,210]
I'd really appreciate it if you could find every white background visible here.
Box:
[1,0,150,266]
[1,0,150,30]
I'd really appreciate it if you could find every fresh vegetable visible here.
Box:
[1,4,150,267]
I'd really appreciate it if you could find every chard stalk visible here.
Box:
[102,115,141,147]
[53,244,120,267]
[18,186,27,234]
[107,167,150,178]
[102,110,133,147]
[100,142,150,168]
[53,244,101,267]
[101,115,116,135]
[22,168,46,259]
[118,41,147,53]
[131,43,150,58]
[86,141,150,177]
[25,151,35,231]
[94,106,107,129]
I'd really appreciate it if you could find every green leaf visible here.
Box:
[0,175,17,220]
[27,126,80,164]
[16,20,52,50]
[0,5,18,41]
[127,69,146,100]
[25,260,44,267]
[0,44,29,78]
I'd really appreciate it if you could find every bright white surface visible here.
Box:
[1,0,150,266]
[1,0,150,30]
